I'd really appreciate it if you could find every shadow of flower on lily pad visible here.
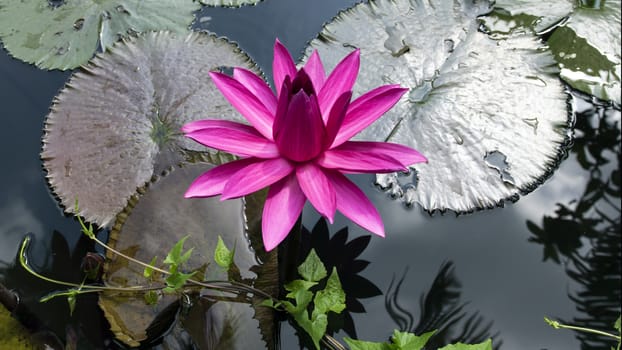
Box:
[42,31,262,227]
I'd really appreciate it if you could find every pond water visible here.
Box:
[1,0,620,349]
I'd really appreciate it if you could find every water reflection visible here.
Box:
[527,94,621,349]
[386,262,501,349]
[0,232,111,349]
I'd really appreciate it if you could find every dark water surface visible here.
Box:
[1,0,620,349]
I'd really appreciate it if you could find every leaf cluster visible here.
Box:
[144,235,197,295]
[345,330,492,350]
[263,249,346,349]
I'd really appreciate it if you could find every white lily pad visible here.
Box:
[483,0,621,104]
[41,31,259,227]
[305,0,570,213]
[200,0,263,6]
[0,0,201,70]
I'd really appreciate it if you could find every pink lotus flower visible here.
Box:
[183,39,426,251]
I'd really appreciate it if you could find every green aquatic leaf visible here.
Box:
[143,290,158,305]
[391,330,435,350]
[305,0,570,213]
[312,268,345,317]
[298,249,327,282]
[438,339,493,350]
[344,330,435,350]
[163,270,196,293]
[293,311,328,350]
[143,256,158,279]
[285,279,318,294]
[214,235,234,269]
[0,0,200,70]
[41,31,260,227]
[163,235,192,266]
[343,338,393,350]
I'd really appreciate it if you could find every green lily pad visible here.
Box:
[199,0,263,6]
[41,31,260,227]
[484,0,574,33]
[100,163,275,347]
[305,0,570,213]
[483,0,621,104]
[0,0,201,70]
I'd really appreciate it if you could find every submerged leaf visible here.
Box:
[0,0,201,70]
[305,0,570,213]
[42,31,260,227]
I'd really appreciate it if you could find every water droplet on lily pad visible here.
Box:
[0,0,201,70]
[42,31,261,226]
[305,0,571,213]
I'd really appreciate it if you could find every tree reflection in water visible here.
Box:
[385,262,501,349]
[527,93,621,350]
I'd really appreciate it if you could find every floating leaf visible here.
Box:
[199,0,263,6]
[438,339,493,350]
[313,268,346,317]
[298,249,327,283]
[214,235,234,269]
[99,163,260,346]
[344,330,436,350]
[0,0,201,70]
[305,0,570,213]
[392,330,436,350]
[485,0,621,104]
[42,31,260,227]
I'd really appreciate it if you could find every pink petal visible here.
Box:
[317,148,406,173]
[325,171,384,237]
[303,50,326,92]
[273,39,297,96]
[273,91,326,162]
[233,68,278,114]
[262,174,306,251]
[296,163,336,223]
[184,158,258,198]
[221,157,294,199]
[326,141,427,169]
[318,49,360,119]
[331,85,408,147]
[324,91,352,148]
[184,120,279,158]
[209,71,275,140]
